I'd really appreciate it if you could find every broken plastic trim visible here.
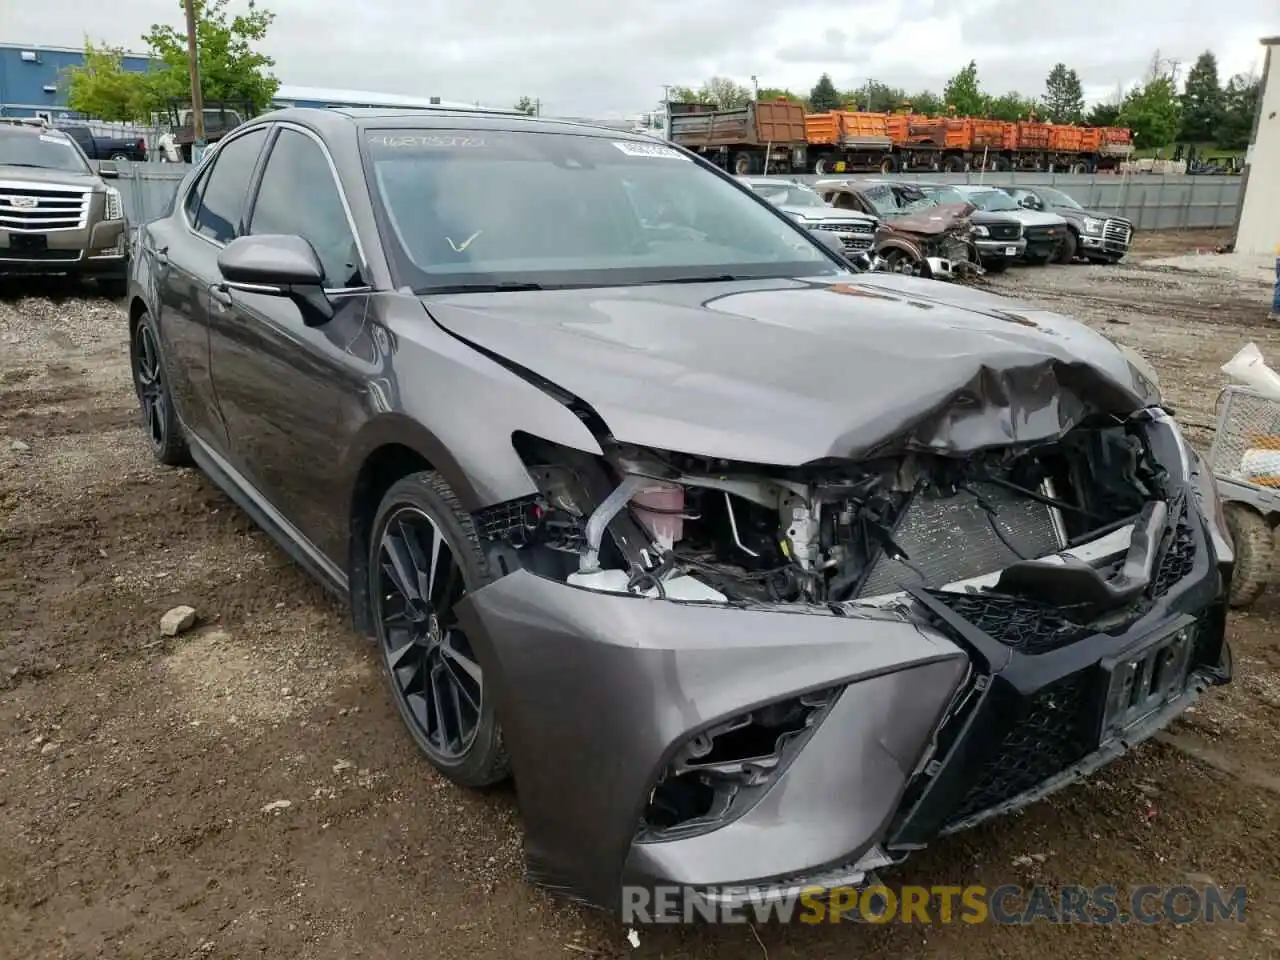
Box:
[992,498,1169,617]
[639,687,843,842]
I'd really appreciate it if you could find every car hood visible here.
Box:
[422,276,1158,465]
[0,164,102,188]
[890,203,973,235]
[1007,209,1068,227]
[1063,206,1131,224]
[785,207,876,225]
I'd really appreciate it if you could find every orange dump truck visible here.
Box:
[803,110,894,175]
[801,110,1133,174]
[666,99,808,175]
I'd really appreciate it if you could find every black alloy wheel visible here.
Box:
[370,473,509,787]
[130,313,188,465]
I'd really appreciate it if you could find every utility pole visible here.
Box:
[184,0,205,145]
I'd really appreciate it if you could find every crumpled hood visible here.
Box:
[422,275,1159,465]
[892,203,973,235]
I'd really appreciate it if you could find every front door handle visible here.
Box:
[152,247,169,267]
[209,283,234,310]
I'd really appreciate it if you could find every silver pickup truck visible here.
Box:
[0,122,128,295]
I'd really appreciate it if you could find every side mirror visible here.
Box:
[217,234,334,327]
[1018,195,1038,210]
[97,160,119,179]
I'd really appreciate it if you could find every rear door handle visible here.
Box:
[209,283,234,309]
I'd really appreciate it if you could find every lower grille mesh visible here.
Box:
[947,671,1097,824]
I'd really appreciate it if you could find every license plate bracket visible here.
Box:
[9,233,48,252]
[1099,617,1196,743]
[1005,245,1019,256]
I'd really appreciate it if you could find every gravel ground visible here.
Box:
[2,230,1279,959]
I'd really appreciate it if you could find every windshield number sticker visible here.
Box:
[612,141,690,161]
[367,134,487,149]
[39,134,71,146]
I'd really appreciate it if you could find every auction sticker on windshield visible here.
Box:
[612,141,690,160]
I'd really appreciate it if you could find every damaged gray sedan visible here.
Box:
[127,106,1235,916]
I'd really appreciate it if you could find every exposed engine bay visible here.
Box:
[480,412,1179,612]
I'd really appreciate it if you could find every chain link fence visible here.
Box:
[104,160,1242,233]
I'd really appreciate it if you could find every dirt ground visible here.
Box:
[2,227,1279,960]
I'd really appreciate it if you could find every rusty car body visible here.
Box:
[814,181,981,280]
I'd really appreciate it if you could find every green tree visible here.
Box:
[140,0,279,116]
[1117,75,1182,147]
[668,77,752,108]
[513,96,536,116]
[987,91,1038,122]
[1085,101,1121,126]
[1042,63,1084,123]
[702,76,753,109]
[841,80,906,112]
[943,60,984,116]
[1215,73,1261,149]
[904,89,943,115]
[61,41,154,121]
[1179,51,1223,142]
[666,85,707,104]
[809,73,841,112]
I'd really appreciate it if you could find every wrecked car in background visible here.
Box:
[127,106,1235,918]
[735,176,879,256]
[814,179,982,280]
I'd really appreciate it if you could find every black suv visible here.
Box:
[994,185,1135,264]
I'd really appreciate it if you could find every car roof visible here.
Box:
[250,106,666,143]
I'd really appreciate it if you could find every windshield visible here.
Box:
[750,183,827,209]
[0,129,89,173]
[1035,187,1083,210]
[963,189,1021,212]
[363,129,837,291]
[915,185,968,206]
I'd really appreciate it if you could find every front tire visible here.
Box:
[1056,230,1078,264]
[130,310,190,466]
[369,472,510,788]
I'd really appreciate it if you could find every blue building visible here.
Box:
[0,43,155,119]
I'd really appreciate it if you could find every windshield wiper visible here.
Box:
[419,281,545,294]
[0,162,49,169]
[635,274,752,284]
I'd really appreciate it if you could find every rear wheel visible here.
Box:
[109,152,131,163]
[731,151,755,176]
[1225,504,1272,608]
[130,310,190,466]
[879,154,899,174]
[369,472,510,788]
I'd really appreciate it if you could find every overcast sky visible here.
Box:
[9,0,1277,117]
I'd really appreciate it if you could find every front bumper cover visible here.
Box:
[455,478,1232,914]
[454,574,967,909]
